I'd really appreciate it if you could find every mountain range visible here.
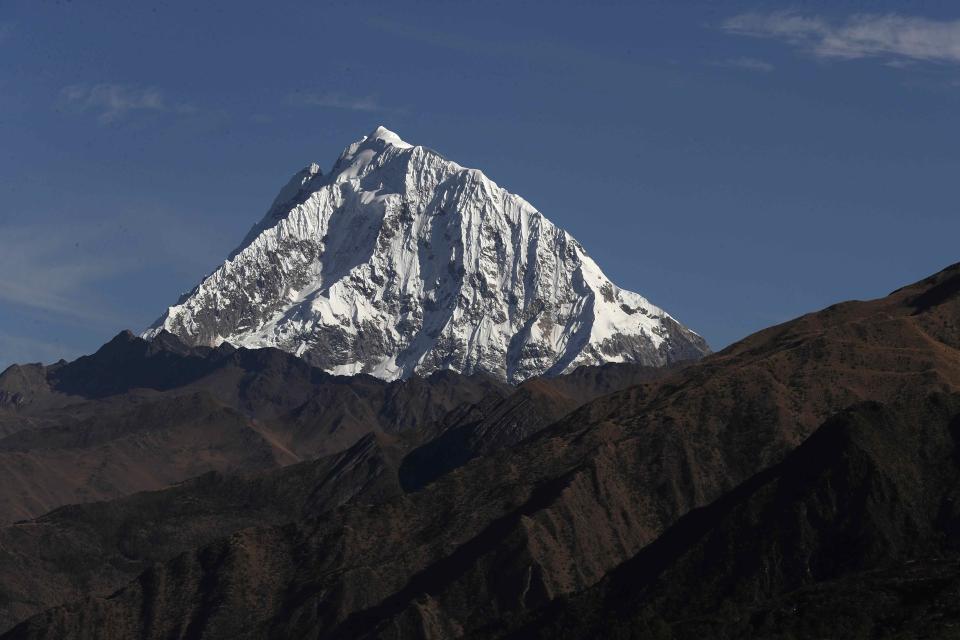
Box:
[0,127,958,638]
[1,258,958,637]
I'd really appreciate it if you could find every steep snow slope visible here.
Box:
[145,127,708,382]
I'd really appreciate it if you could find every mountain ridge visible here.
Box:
[7,262,958,638]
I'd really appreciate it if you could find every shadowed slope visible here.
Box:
[0,431,406,634]
[496,394,960,639]
[0,332,507,522]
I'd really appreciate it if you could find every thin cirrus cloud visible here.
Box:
[722,12,960,66]
[0,330,81,368]
[0,223,125,324]
[712,56,774,72]
[60,83,196,124]
[0,210,212,325]
[288,91,383,112]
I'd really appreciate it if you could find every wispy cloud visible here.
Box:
[722,12,960,66]
[712,56,774,72]
[0,22,13,44]
[0,224,124,323]
[60,83,196,124]
[0,178,251,322]
[0,330,81,368]
[288,91,382,112]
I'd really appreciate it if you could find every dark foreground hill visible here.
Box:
[492,395,960,639]
[0,333,673,632]
[3,263,960,638]
[0,331,670,525]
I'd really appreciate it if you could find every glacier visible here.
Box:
[145,126,709,382]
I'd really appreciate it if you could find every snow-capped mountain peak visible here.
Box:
[366,125,412,149]
[145,127,709,382]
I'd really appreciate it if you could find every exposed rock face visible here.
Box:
[145,127,708,382]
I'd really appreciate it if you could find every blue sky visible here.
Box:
[1,0,959,368]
